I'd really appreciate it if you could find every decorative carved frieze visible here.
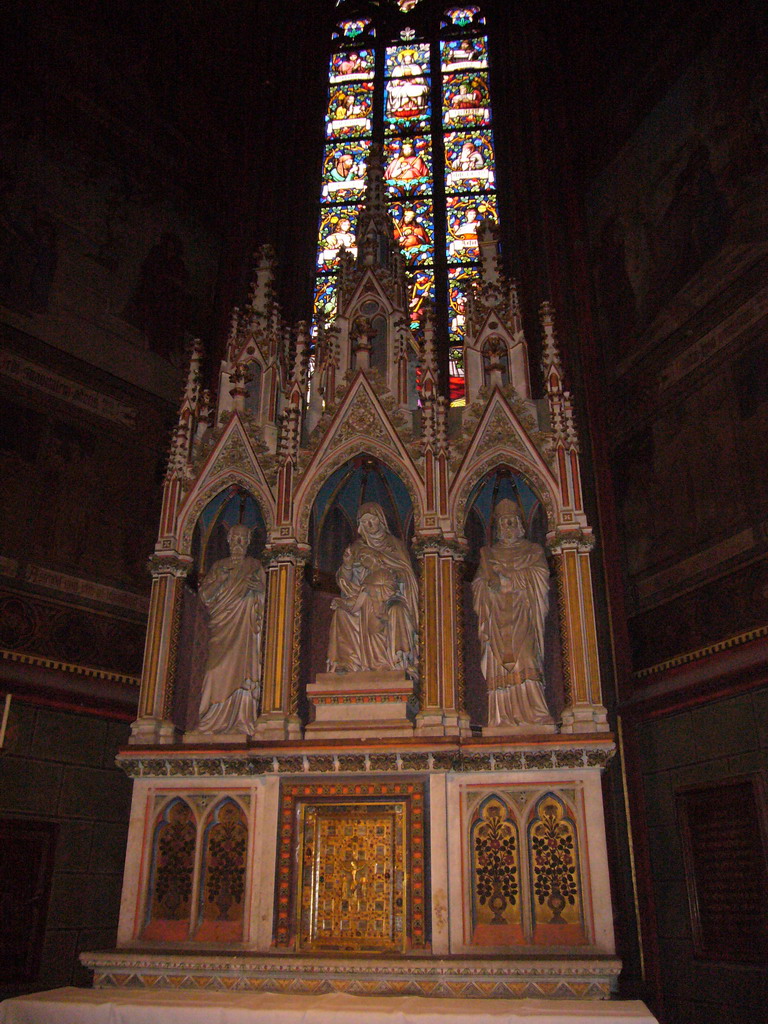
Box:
[117,744,615,778]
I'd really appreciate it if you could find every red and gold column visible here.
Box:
[550,534,609,733]
[256,551,304,741]
[415,540,471,739]
[129,555,190,745]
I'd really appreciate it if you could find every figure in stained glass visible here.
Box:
[390,201,433,265]
[330,50,374,80]
[396,209,430,250]
[444,73,490,126]
[441,36,487,70]
[323,143,368,200]
[445,133,495,192]
[327,83,373,138]
[318,209,359,266]
[384,139,430,192]
[385,48,430,122]
[407,270,434,330]
[448,204,479,256]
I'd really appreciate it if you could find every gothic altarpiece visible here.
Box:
[85,181,620,1000]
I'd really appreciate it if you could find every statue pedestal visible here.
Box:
[483,720,558,737]
[182,729,250,745]
[305,671,415,740]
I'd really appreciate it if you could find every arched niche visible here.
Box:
[244,359,263,417]
[461,467,563,728]
[300,455,416,720]
[482,337,509,388]
[174,486,267,733]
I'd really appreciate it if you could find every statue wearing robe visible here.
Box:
[472,501,553,728]
[327,502,418,675]
[197,523,265,734]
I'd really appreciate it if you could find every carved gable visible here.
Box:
[451,390,560,528]
[177,415,276,549]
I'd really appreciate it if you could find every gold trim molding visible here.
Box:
[0,647,140,687]
[633,625,768,679]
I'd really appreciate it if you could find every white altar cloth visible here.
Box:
[0,988,659,1024]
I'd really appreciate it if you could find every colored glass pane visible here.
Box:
[332,18,373,41]
[446,194,497,261]
[313,275,338,328]
[406,269,435,332]
[440,36,487,71]
[448,264,477,344]
[329,50,375,81]
[326,82,374,138]
[317,205,361,268]
[442,6,484,29]
[322,141,370,202]
[449,347,466,404]
[443,71,490,127]
[383,137,432,196]
[444,131,495,192]
[385,44,431,132]
[389,199,434,266]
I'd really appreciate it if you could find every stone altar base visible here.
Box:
[305,670,415,740]
[0,988,660,1024]
[77,951,623,1000]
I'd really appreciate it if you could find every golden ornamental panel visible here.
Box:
[276,779,426,951]
[297,801,407,952]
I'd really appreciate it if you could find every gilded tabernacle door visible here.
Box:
[297,801,407,953]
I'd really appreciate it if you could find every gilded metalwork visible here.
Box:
[297,801,407,952]
[276,780,426,950]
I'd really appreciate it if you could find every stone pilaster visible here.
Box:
[255,551,304,740]
[550,535,609,733]
[415,541,471,739]
[129,556,190,745]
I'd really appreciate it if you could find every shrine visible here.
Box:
[69,147,637,1015]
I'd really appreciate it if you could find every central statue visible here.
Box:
[326,502,418,676]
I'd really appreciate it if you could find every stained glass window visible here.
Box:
[314,2,499,405]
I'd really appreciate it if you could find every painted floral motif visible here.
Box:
[152,800,195,919]
[530,796,579,923]
[473,798,518,923]
[202,802,248,920]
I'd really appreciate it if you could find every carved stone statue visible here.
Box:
[327,502,418,675]
[472,500,554,729]
[197,523,266,734]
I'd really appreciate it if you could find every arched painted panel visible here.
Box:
[527,792,586,945]
[195,798,249,942]
[142,798,196,941]
[470,794,523,946]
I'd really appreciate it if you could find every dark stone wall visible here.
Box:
[0,699,132,997]
[629,688,768,1023]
